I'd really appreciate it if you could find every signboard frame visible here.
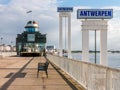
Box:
[77,9,113,19]
[57,7,73,12]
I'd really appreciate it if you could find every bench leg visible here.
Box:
[45,70,48,78]
[37,70,39,78]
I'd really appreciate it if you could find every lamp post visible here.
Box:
[1,37,3,55]
[26,10,33,21]
[11,41,13,56]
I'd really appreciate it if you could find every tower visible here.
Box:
[16,20,46,56]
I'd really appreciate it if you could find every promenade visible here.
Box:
[0,56,82,90]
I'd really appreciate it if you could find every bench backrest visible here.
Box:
[38,61,49,71]
[45,61,49,70]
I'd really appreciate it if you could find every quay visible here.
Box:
[0,56,83,90]
[0,54,120,90]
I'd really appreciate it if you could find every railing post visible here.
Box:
[106,69,112,90]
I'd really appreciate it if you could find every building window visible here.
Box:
[27,34,35,41]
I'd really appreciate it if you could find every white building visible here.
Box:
[46,45,55,53]
[0,44,16,52]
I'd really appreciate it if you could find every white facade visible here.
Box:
[46,45,55,53]
[5,45,11,51]
[0,45,16,52]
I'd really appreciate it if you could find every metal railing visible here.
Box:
[47,54,120,90]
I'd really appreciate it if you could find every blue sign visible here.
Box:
[57,7,73,12]
[77,9,113,19]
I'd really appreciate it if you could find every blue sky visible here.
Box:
[57,0,120,7]
[1,0,120,7]
[0,0,120,50]
[0,0,10,4]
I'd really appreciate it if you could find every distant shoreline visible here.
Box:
[72,50,120,53]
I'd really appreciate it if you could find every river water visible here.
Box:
[72,53,120,69]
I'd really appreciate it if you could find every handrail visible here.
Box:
[47,54,120,90]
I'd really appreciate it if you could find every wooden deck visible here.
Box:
[0,56,84,90]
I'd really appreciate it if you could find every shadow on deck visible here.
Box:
[0,56,84,90]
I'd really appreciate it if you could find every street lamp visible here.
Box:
[11,41,13,56]
[1,37,3,55]
[1,37,3,44]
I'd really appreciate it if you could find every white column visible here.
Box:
[59,15,63,57]
[100,30,108,65]
[68,14,72,58]
[82,30,89,62]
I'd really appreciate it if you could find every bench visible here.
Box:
[37,61,49,78]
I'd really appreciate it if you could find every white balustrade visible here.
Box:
[47,54,120,90]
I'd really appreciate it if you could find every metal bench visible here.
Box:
[37,61,49,78]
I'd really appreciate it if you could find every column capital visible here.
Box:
[59,12,71,17]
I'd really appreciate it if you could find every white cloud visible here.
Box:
[107,6,120,50]
[0,0,58,45]
[0,1,120,50]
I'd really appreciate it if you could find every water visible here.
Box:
[72,53,120,69]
